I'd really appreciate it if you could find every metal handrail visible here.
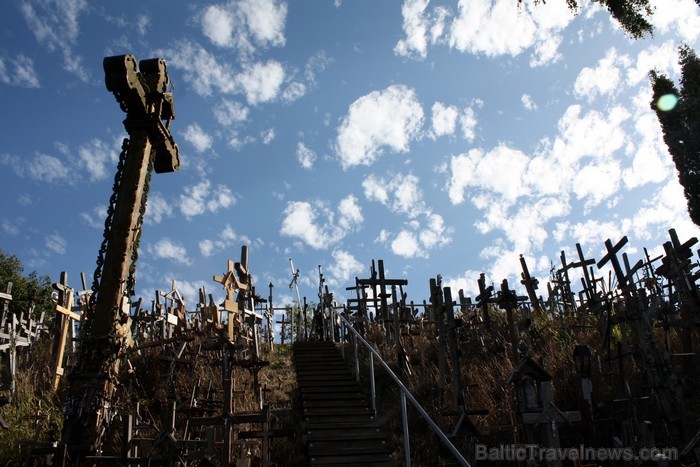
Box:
[337,313,471,467]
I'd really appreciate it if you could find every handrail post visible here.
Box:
[353,332,360,382]
[340,320,346,360]
[369,353,376,415]
[401,390,411,467]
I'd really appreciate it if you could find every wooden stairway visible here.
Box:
[293,341,394,466]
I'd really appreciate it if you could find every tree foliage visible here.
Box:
[650,45,700,227]
[523,0,654,39]
[0,249,53,321]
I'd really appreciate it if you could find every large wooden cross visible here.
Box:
[60,54,180,459]
[91,55,179,338]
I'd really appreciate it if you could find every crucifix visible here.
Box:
[214,259,243,342]
[51,272,80,392]
[60,54,180,460]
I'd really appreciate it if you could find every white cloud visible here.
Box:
[199,0,287,54]
[179,180,236,219]
[448,0,573,66]
[363,172,425,217]
[622,87,673,189]
[391,230,421,258]
[136,13,150,36]
[236,60,285,105]
[183,123,214,153]
[626,41,679,87]
[280,195,363,249]
[198,224,239,257]
[20,0,89,81]
[296,142,316,169]
[338,195,364,230]
[163,41,235,96]
[394,0,429,59]
[45,231,67,255]
[27,153,70,183]
[572,160,622,210]
[430,102,459,138]
[305,50,333,85]
[201,5,235,47]
[521,94,537,111]
[459,107,478,141]
[364,172,451,258]
[239,0,287,48]
[282,81,306,103]
[448,145,530,205]
[145,192,173,224]
[0,54,40,88]
[651,0,700,43]
[261,128,275,144]
[335,85,424,169]
[1,219,20,236]
[80,205,106,229]
[214,99,249,126]
[148,238,191,265]
[76,138,120,182]
[573,48,630,102]
[327,250,364,283]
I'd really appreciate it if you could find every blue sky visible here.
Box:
[1,0,699,314]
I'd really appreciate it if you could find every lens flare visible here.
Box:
[657,94,678,112]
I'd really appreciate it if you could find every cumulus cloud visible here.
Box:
[214,99,249,126]
[237,60,285,105]
[296,142,316,170]
[0,54,40,88]
[327,250,364,283]
[145,192,174,225]
[448,0,573,66]
[261,128,275,144]
[394,0,450,59]
[448,145,530,205]
[363,173,425,217]
[148,238,191,265]
[651,0,700,43]
[183,123,214,153]
[280,195,363,249]
[200,0,287,54]
[446,101,635,261]
[521,94,537,111]
[179,180,236,219]
[430,102,459,139]
[364,172,451,258]
[573,48,630,102]
[198,224,241,257]
[335,85,424,169]
[459,107,478,141]
[201,5,235,47]
[163,41,237,96]
[75,138,120,182]
[26,153,71,183]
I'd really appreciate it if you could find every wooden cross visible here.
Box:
[214,259,241,342]
[60,54,181,457]
[519,255,541,313]
[52,272,80,391]
[0,282,12,327]
[475,273,494,330]
[91,55,179,339]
